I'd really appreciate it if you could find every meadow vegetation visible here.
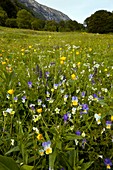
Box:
[0,26,113,170]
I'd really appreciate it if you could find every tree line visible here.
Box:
[0,7,84,32]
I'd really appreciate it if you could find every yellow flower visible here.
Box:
[111,115,113,121]
[89,48,92,52]
[37,108,42,113]
[39,149,44,156]
[21,48,25,52]
[104,69,107,72]
[60,60,64,64]
[72,101,78,106]
[51,88,54,92]
[37,134,43,140]
[34,49,36,52]
[10,110,15,115]
[0,53,2,57]
[76,51,79,55]
[8,89,14,94]
[60,56,66,61]
[71,74,76,80]
[107,164,111,169]
[77,62,81,67]
[46,147,52,154]
[2,62,6,65]
[29,45,32,49]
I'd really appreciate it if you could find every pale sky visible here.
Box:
[36,0,113,23]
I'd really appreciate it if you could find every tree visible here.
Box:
[84,10,113,33]
[31,19,45,30]
[0,7,8,26]
[44,20,58,31]
[0,0,17,18]
[5,18,17,28]
[17,9,33,29]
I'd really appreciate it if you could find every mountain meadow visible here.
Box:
[0,26,113,170]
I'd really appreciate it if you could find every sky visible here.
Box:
[36,0,113,23]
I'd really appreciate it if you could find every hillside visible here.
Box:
[0,0,70,22]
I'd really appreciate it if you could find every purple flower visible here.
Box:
[22,96,26,103]
[82,104,89,110]
[75,130,81,136]
[81,91,85,97]
[28,81,32,88]
[72,96,78,101]
[104,158,112,169]
[106,121,112,129]
[63,113,68,122]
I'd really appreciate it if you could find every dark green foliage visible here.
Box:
[0,0,17,18]
[5,18,18,28]
[0,7,8,26]
[84,10,113,33]
[31,19,45,30]
[44,20,58,32]
[17,9,33,29]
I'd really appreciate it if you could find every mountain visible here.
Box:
[16,0,71,22]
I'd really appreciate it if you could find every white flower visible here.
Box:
[11,139,14,146]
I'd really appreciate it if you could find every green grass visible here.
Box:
[0,26,113,170]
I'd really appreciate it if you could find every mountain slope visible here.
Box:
[16,0,71,22]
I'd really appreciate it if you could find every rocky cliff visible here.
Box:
[17,0,71,22]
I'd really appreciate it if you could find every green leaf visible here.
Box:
[64,134,83,140]
[20,165,34,170]
[81,161,94,170]
[49,148,57,169]
[5,146,20,155]
[0,155,20,170]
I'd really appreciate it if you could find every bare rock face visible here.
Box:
[17,0,71,22]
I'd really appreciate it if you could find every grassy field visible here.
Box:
[0,26,113,170]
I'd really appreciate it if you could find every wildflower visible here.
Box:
[60,56,66,61]
[11,139,14,146]
[81,91,85,98]
[42,141,52,155]
[64,94,68,102]
[81,131,86,137]
[37,108,42,113]
[33,127,39,134]
[29,45,32,49]
[7,89,14,95]
[111,116,113,121]
[37,134,43,140]
[89,48,92,52]
[106,121,112,129]
[72,96,78,106]
[37,99,42,105]
[76,51,79,55]
[55,107,60,114]
[22,96,26,103]
[71,73,76,80]
[3,108,15,115]
[29,104,35,112]
[75,139,79,145]
[53,83,59,89]
[75,130,81,136]
[81,104,89,114]
[60,60,64,64]
[46,91,50,97]
[82,139,87,149]
[39,149,44,156]
[63,113,69,122]
[104,158,112,169]
[28,81,32,88]
[72,107,76,114]
[2,61,6,65]
[33,114,41,122]
[94,113,101,124]
[14,96,18,102]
